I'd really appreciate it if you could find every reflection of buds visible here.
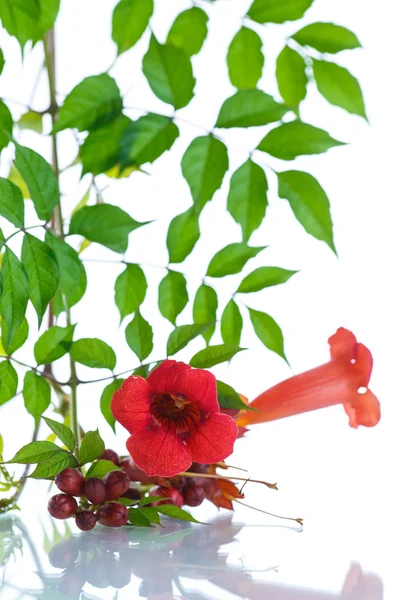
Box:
[104,470,130,501]
[94,527,130,552]
[100,449,120,465]
[108,555,132,589]
[83,477,106,504]
[48,494,77,519]
[97,502,129,527]
[48,539,79,568]
[55,468,85,496]
[341,563,384,599]
[58,564,86,597]
[75,509,97,531]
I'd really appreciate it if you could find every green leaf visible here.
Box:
[115,264,147,322]
[128,508,152,527]
[190,344,244,368]
[142,34,195,109]
[0,49,4,75]
[193,283,218,345]
[227,27,264,89]
[53,74,123,133]
[167,323,212,356]
[86,459,122,479]
[0,248,29,346]
[29,452,71,479]
[247,0,314,24]
[79,430,105,465]
[69,204,147,254]
[312,59,367,120]
[80,114,131,176]
[5,441,62,464]
[18,110,43,133]
[112,0,153,55]
[139,495,167,506]
[37,0,60,35]
[221,299,242,346]
[156,504,203,524]
[181,136,229,211]
[167,7,208,57]
[23,371,51,421]
[0,178,24,228]
[257,120,344,160]
[217,380,249,410]
[216,90,287,128]
[237,266,297,293]
[0,0,40,49]
[119,113,179,167]
[158,271,188,325]
[1,317,29,355]
[100,379,123,433]
[248,307,287,362]
[45,231,87,308]
[227,159,268,242]
[14,143,59,221]
[207,243,265,278]
[167,206,200,264]
[21,233,59,326]
[125,310,153,361]
[0,101,12,152]
[0,361,18,407]
[0,433,3,456]
[277,170,336,253]
[276,45,307,106]
[42,416,75,452]
[70,338,116,370]
[34,325,75,365]
[292,22,361,54]
[139,506,161,525]
[134,364,149,378]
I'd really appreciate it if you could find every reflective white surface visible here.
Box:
[0,502,388,599]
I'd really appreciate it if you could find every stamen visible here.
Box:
[235,499,303,526]
[214,462,248,472]
[180,471,278,491]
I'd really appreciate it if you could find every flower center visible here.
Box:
[150,394,201,434]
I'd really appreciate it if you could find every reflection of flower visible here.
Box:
[237,328,380,429]
[112,360,238,477]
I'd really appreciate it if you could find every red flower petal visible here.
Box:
[111,376,152,434]
[126,427,192,477]
[186,413,238,464]
[147,360,191,394]
[343,389,380,428]
[354,343,373,386]
[329,327,358,362]
[172,368,219,414]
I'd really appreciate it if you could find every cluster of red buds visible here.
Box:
[47,450,141,531]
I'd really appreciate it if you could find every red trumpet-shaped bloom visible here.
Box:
[237,328,380,429]
[111,361,238,477]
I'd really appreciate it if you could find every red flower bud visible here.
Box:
[100,449,120,465]
[75,510,97,531]
[120,457,153,483]
[103,470,130,501]
[97,502,129,527]
[122,487,141,501]
[183,484,205,507]
[48,540,79,568]
[48,494,77,519]
[55,468,85,497]
[83,478,106,505]
[151,487,184,508]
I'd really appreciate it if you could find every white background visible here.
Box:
[0,0,399,598]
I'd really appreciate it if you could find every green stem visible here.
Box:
[44,30,80,456]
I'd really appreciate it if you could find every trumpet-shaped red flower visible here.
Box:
[237,328,380,429]
[111,361,238,477]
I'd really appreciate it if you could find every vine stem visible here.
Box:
[44,30,80,456]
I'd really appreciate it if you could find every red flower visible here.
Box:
[237,328,380,429]
[111,361,238,477]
